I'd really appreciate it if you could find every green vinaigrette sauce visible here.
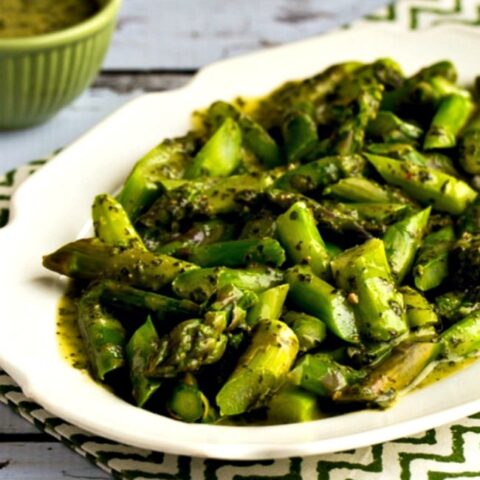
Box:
[0,0,99,38]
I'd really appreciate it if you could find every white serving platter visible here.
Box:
[1,23,480,460]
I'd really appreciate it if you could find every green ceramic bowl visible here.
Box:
[0,0,122,130]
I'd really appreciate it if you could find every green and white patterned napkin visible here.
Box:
[2,2,480,477]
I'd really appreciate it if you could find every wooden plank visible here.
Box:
[0,442,110,479]
[0,404,40,435]
[105,0,391,70]
[0,74,191,174]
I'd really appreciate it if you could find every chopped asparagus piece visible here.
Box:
[267,385,323,424]
[401,286,439,329]
[117,135,195,220]
[424,93,473,150]
[185,118,242,178]
[383,207,431,283]
[290,353,365,397]
[285,266,360,344]
[172,266,284,303]
[43,238,197,291]
[216,320,299,416]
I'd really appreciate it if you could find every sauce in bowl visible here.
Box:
[0,0,99,38]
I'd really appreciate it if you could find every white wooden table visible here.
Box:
[0,1,389,477]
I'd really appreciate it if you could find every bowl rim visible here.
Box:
[0,0,122,51]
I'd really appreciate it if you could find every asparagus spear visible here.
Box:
[415,75,472,106]
[239,210,277,240]
[282,108,318,163]
[268,189,372,238]
[325,177,391,203]
[324,241,343,259]
[283,311,327,352]
[414,60,457,83]
[381,61,457,111]
[92,194,146,250]
[147,315,228,378]
[459,197,480,235]
[289,353,365,397]
[355,58,404,89]
[285,266,360,344]
[368,143,463,178]
[330,80,383,155]
[337,341,440,407]
[154,219,236,256]
[185,118,242,178]
[450,233,480,289]
[383,207,431,283]
[276,201,330,278]
[345,332,409,368]
[331,238,408,342]
[333,202,411,228]
[413,225,456,291]
[206,101,282,168]
[434,290,480,323]
[216,319,299,416]
[366,111,423,144]
[251,62,361,129]
[267,385,323,424]
[273,155,366,193]
[139,172,275,228]
[167,373,210,423]
[189,238,286,268]
[424,152,462,178]
[246,284,289,326]
[43,238,197,291]
[172,266,284,303]
[201,172,276,217]
[206,285,258,333]
[126,316,162,407]
[400,286,439,329]
[117,135,196,220]
[424,93,473,150]
[77,283,126,381]
[367,154,478,215]
[99,280,200,321]
[440,310,480,359]
[459,109,480,174]
[366,142,428,166]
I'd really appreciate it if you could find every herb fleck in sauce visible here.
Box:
[0,0,99,39]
